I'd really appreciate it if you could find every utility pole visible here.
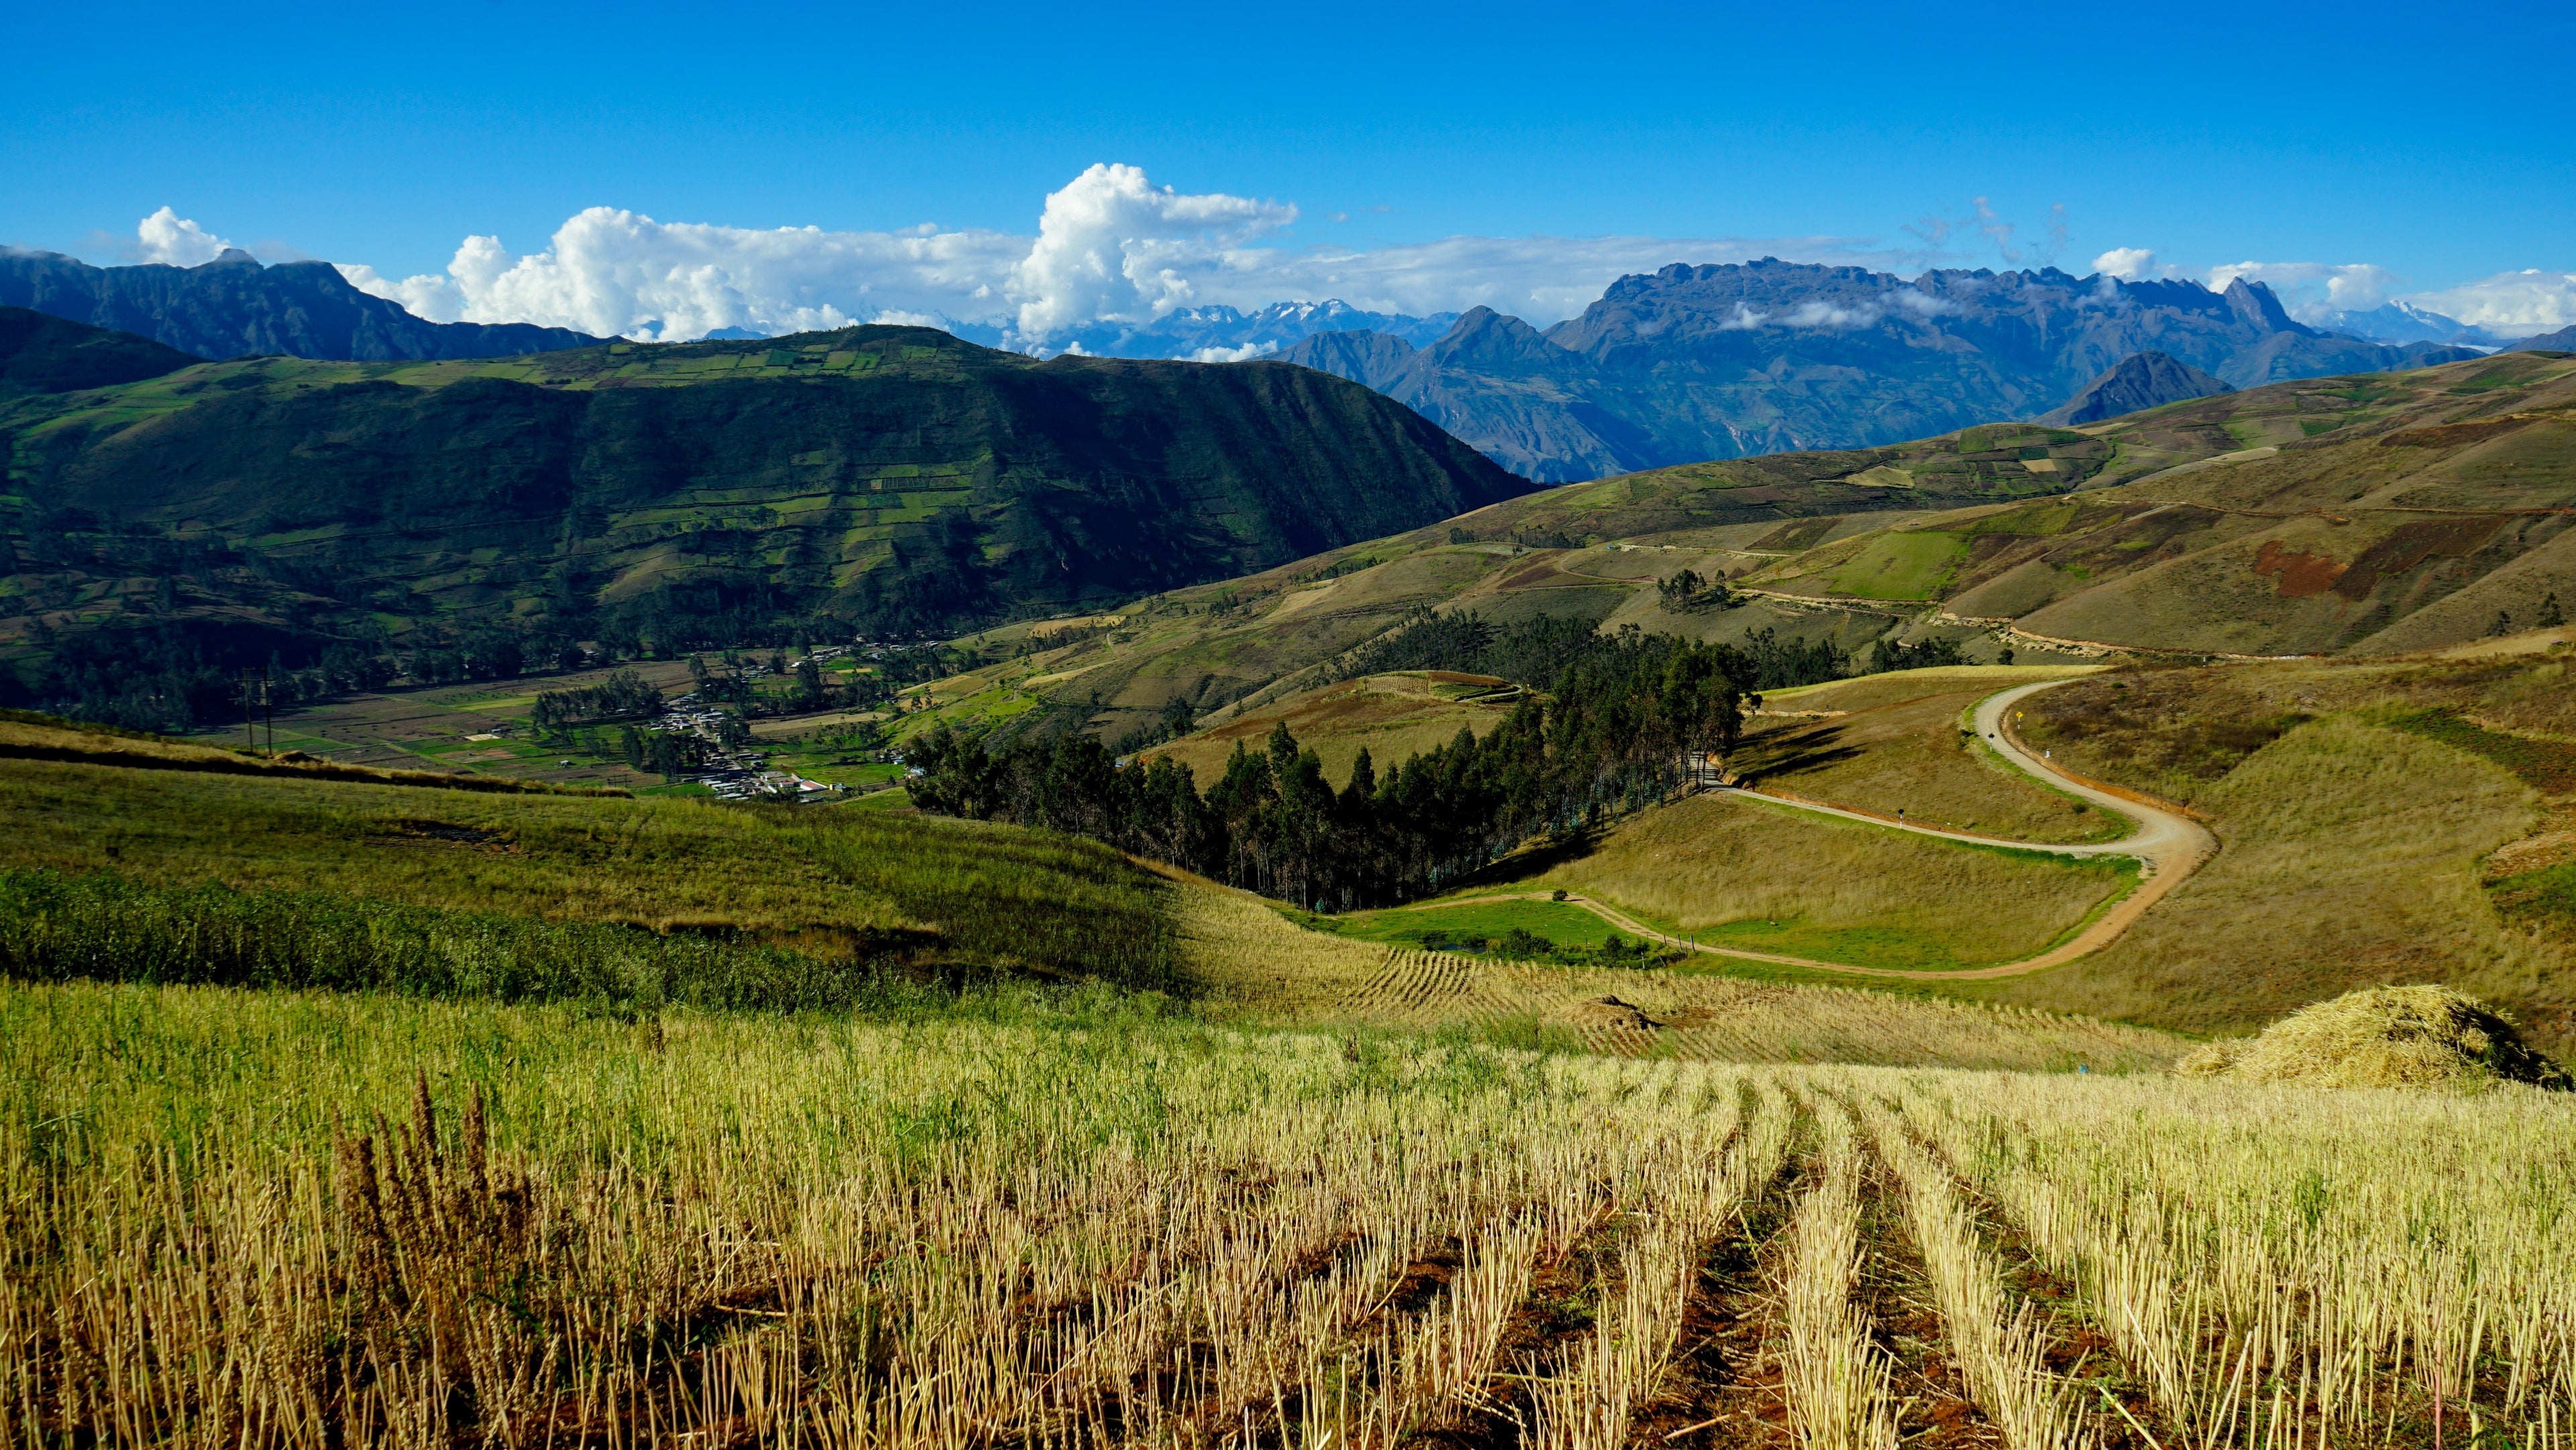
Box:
[241,668,273,756]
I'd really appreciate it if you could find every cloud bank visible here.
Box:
[301,166,1917,345]
[334,213,1027,342]
[133,178,2576,347]
[2404,269,2576,336]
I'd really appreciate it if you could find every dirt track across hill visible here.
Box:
[1411,677,2218,981]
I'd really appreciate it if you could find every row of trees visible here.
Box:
[1336,610,1859,694]
[529,670,665,730]
[911,627,1754,910]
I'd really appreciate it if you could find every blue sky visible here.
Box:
[8,0,2571,338]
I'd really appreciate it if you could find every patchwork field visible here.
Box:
[193,658,908,797]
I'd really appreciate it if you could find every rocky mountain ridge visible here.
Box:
[1284,260,2483,480]
[0,247,600,362]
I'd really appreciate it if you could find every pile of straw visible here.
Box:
[2177,984,2571,1090]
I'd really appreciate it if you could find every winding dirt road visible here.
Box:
[1408,676,2216,981]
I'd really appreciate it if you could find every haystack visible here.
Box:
[2176,985,2570,1090]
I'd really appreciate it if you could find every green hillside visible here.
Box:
[1743,350,2576,654]
[868,350,2575,752]
[0,321,1530,707]
[0,709,1177,990]
[0,305,197,399]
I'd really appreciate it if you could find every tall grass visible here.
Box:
[0,980,1762,1448]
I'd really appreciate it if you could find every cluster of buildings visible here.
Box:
[653,694,840,802]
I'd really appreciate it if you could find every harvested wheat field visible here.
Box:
[6,974,2573,1449]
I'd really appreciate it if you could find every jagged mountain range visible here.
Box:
[964,349,2576,754]
[1281,261,2484,481]
[0,247,600,362]
[942,301,1461,362]
[2,244,2520,488]
[2313,299,2510,348]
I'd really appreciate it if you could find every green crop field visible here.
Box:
[1823,529,1969,599]
[1299,896,1638,953]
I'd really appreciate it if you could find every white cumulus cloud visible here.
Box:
[2400,269,2576,338]
[1006,163,1296,337]
[338,210,1027,341]
[1185,341,1279,363]
[2092,247,2156,280]
[136,206,235,266]
[125,190,2576,352]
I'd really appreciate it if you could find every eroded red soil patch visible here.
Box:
[2251,539,2349,597]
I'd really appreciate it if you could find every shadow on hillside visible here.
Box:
[1453,826,1605,891]
[1733,721,1863,780]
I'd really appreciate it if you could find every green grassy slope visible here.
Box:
[0,321,1533,662]
[0,306,197,399]
[0,729,1179,984]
